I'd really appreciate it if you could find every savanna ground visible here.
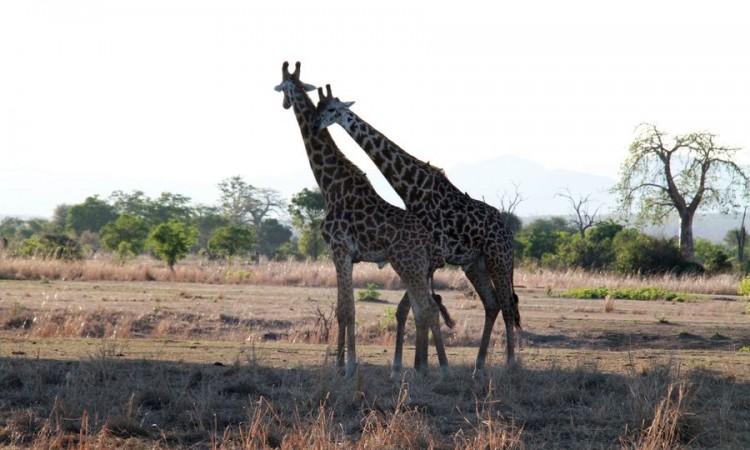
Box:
[0,259,749,448]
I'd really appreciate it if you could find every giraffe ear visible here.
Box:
[343,101,355,108]
[302,82,316,92]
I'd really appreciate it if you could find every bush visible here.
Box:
[738,276,750,296]
[357,283,382,302]
[560,287,685,302]
[611,229,696,275]
[146,221,198,270]
[694,240,732,274]
[207,225,256,258]
[100,215,149,261]
[17,234,83,260]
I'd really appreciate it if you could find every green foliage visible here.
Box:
[66,196,117,235]
[257,218,293,257]
[738,345,750,353]
[357,283,382,302]
[207,225,256,258]
[109,190,194,227]
[289,188,327,260]
[694,239,732,274]
[100,215,149,260]
[611,229,698,275]
[737,276,750,296]
[17,234,83,260]
[146,220,198,269]
[192,205,230,250]
[517,217,574,262]
[0,217,52,244]
[378,306,397,333]
[560,287,685,302]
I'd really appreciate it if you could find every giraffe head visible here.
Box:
[313,84,355,131]
[274,61,316,109]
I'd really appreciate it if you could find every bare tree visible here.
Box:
[556,189,601,238]
[614,124,749,260]
[496,182,525,214]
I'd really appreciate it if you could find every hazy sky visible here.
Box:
[2,1,749,217]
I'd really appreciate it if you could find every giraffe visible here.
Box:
[275,62,453,377]
[313,85,522,370]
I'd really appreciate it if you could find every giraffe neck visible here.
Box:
[338,110,457,206]
[287,84,365,200]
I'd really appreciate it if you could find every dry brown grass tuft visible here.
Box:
[621,383,693,450]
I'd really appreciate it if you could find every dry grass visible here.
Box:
[0,256,742,295]
[1,347,747,449]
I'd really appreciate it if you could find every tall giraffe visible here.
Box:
[313,85,521,370]
[275,62,452,376]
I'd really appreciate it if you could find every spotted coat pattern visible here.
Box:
[314,88,521,368]
[276,63,450,376]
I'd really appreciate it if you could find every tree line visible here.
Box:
[0,176,328,269]
[1,125,749,274]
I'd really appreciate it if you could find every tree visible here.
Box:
[110,190,152,219]
[257,218,293,257]
[218,176,285,227]
[66,196,117,236]
[288,188,326,260]
[146,220,197,271]
[207,225,256,258]
[50,204,72,232]
[614,124,749,260]
[100,215,149,261]
[148,192,194,225]
[192,205,230,250]
[517,217,573,262]
[556,189,601,238]
[109,190,194,226]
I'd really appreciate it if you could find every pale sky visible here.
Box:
[2,1,749,217]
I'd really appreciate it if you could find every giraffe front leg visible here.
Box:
[391,292,411,379]
[332,249,356,377]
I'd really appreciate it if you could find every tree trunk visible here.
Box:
[679,212,695,261]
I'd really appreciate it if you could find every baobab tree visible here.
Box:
[614,124,749,260]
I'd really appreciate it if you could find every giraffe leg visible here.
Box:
[407,282,441,375]
[486,252,518,366]
[332,249,356,377]
[463,261,501,373]
[391,292,410,378]
[430,310,450,377]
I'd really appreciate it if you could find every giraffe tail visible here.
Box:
[432,293,456,329]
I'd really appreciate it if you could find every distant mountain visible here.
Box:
[447,155,616,216]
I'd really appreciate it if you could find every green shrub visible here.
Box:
[146,220,198,270]
[738,276,750,296]
[612,229,697,275]
[17,234,82,260]
[357,283,382,302]
[559,287,609,299]
[378,306,397,333]
[560,286,685,302]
